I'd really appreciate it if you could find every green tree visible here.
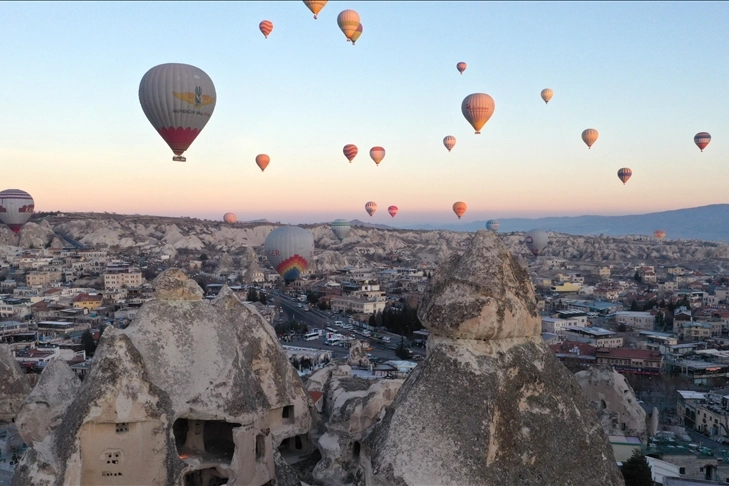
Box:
[246,287,258,302]
[620,450,652,486]
[395,335,410,360]
[631,300,640,311]
[81,329,97,357]
[259,292,267,305]
[634,271,642,283]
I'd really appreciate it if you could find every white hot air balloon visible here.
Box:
[485,220,500,232]
[525,229,549,256]
[331,219,351,241]
[0,189,34,234]
[264,226,315,284]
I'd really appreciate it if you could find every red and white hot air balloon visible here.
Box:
[388,205,398,218]
[452,201,467,219]
[365,201,377,217]
[456,62,467,75]
[370,146,386,166]
[139,63,217,162]
[259,20,273,38]
[694,132,711,152]
[461,93,495,134]
[443,136,456,152]
[0,189,34,234]
[256,154,270,172]
[343,144,358,163]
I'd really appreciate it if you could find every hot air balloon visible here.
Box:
[581,129,599,149]
[343,144,358,163]
[303,0,327,19]
[452,202,467,219]
[256,154,270,172]
[337,10,360,42]
[443,136,456,152]
[541,88,553,104]
[456,62,467,75]
[365,201,377,217]
[331,219,351,241]
[617,168,632,185]
[694,132,711,152]
[653,230,666,240]
[259,20,273,38]
[223,213,237,224]
[461,93,495,134]
[264,226,315,284]
[370,146,385,166]
[139,63,217,162]
[0,189,34,234]
[388,206,398,218]
[350,23,363,45]
[486,220,500,232]
[525,229,548,256]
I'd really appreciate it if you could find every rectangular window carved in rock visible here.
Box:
[282,405,294,420]
[256,434,265,461]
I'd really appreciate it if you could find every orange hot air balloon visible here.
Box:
[365,201,377,217]
[223,213,237,224]
[343,144,358,163]
[582,128,599,149]
[303,0,327,19]
[259,20,273,38]
[456,62,467,75]
[541,88,553,104]
[255,154,270,172]
[461,93,495,134]
[617,168,632,185]
[388,205,398,218]
[452,202,467,219]
[694,132,711,152]
[653,230,666,240]
[443,136,456,152]
[370,146,386,166]
[350,23,363,45]
[337,10,360,42]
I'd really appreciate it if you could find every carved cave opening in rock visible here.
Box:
[173,418,241,462]
[353,441,361,461]
[183,467,229,486]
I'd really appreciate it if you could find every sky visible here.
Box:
[1,1,728,226]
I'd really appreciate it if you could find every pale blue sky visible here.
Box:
[0,2,727,225]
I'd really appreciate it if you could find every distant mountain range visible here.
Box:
[393,204,729,243]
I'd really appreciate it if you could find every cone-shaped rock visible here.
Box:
[0,343,31,422]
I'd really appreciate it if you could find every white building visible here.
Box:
[615,311,655,330]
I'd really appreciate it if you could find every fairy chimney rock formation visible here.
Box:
[0,343,31,422]
[347,340,370,368]
[152,267,204,301]
[364,230,624,486]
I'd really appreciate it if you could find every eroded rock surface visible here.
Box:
[0,344,31,422]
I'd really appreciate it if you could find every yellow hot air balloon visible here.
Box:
[461,93,495,134]
[582,129,599,149]
[350,23,363,45]
[337,10,360,42]
[541,88,553,104]
[303,0,327,19]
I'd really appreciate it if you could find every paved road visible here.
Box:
[0,469,13,486]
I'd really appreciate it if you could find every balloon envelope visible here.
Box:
[350,23,363,44]
[452,201,467,219]
[582,128,599,149]
[388,206,398,218]
[694,132,711,152]
[525,229,548,256]
[264,226,315,284]
[456,62,467,74]
[343,144,358,163]
[303,0,327,19]
[259,20,273,38]
[365,201,377,217]
[331,219,351,241]
[337,9,360,41]
[486,220,500,232]
[461,93,495,134]
[443,136,456,152]
[370,146,386,166]
[223,213,237,224]
[139,63,216,162]
[0,189,34,234]
[617,168,632,185]
[653,230,666,240]
[541,88,553,104]
[256,154,270,172]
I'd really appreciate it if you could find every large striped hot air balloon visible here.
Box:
[486,220,500,232]
[331,219,351,241]
[343,144,358,163]
[461,93,495,134]
[223,213,237,224]
[350,24,363,45]
[264,226,314,284]
[617,168,632,185]
[370,146,386,166]
[337,10,360,42]
[365,201,377,217]
[581,129,599,149]
[388,206,398,218]
[653,230,666,240]
[452,202,467,219]
[456,62,467,75]
[255,154,270,172]
[694,132,711,152]
[259,20,273,38]
[541,88,553,104]
[139,63,216,162]
[525,229,548,256]
[0,189,34,234]
[303,0,327,19]
[443,136,456,152]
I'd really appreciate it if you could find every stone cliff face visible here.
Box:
[363,230,625,486]
[0,344,32,422]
